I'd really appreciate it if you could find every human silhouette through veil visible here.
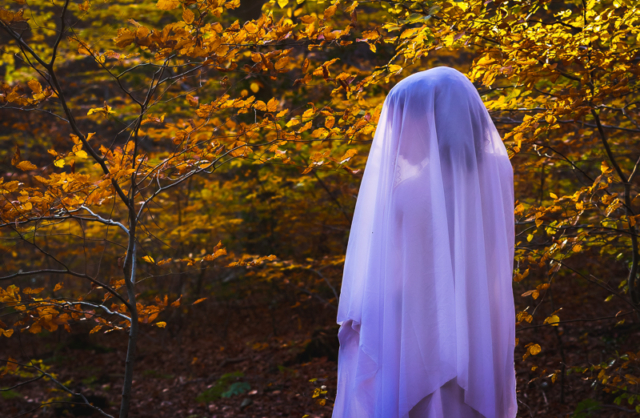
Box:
[332,67,517,418]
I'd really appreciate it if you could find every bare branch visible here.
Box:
[67,301,131,322]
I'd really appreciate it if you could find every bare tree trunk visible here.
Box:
[120,223,138,417]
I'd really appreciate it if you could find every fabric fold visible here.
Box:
[333,66,517,418]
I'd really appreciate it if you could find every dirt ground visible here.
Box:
[2,288,639,418]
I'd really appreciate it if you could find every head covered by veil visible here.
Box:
[333,67,517,418]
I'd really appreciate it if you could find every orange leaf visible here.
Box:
[182,7,194,24]
[267,98,278,112]
[27,79,42,94]
[528,343,541,355]
[192,298,207,305]
[323,5,337,19]
[157,0,179,10]
[186,94,199,107]
[338,149,357,164]
[275,57,289,71]
[16,161,37,171]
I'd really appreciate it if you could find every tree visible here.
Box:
[1,0,639,414]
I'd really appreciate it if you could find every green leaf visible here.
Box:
[221,381,251,398]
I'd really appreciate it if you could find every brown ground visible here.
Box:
[2,279,639,418]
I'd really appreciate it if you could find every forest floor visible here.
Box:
[2,287,640,418]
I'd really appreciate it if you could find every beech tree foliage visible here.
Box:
[1,0,639,415]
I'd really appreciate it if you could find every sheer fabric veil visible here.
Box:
[332,67,517,418]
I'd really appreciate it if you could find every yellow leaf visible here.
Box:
[155,321,167,328]
[544,315,560,326]
[16,161,37,171]
[549,192,557,199]
[78,0,90,12]
[298,121,312,133]
[299,15,316,24]
[345,0,358,13]
[0,329,14,338]
[250,82,260,93]
[54,158,65,168]
[244,21,258,33]
[601,161,611,174]
[87,105,116,116]
[388,64,402,74]
[157,0,180,10]
[275,57,289,71]
[286,118,300,127]
[527,234,534,242]
[53,282,63,292]
[277,0,288,8]
[323,5,337,19]
[142,255,155,264]
[182,7,194,23]
[528,343,541,355]
[78,44,92,56]
[203,248,227,261]
[192,298,207,305]
[74,150,88,159]
[311,128,328,139]
[514,268,529,282]
[267,98,278,112]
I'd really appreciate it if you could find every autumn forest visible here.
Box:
[1,0,640,416]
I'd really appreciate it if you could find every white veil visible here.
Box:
[333,67,517,418]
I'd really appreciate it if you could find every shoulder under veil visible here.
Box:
[332,66,517,418]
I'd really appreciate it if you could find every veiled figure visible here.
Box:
[332,67,517,418]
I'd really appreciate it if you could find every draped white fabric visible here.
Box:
[332,67,517,418]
